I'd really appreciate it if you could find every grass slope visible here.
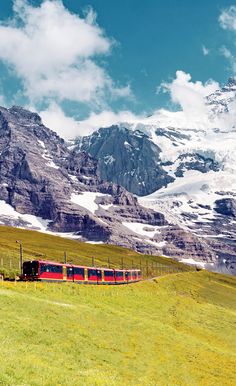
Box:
[0,271,235,385]
[0,225,191,277]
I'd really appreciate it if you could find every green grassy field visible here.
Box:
[0,225,192,278]
[0,271,235,386]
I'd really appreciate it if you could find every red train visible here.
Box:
[21,260,142,284]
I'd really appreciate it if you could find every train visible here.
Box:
[21,260,142,284]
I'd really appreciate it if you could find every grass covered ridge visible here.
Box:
[0,271,235,385]
[0,225,191,278]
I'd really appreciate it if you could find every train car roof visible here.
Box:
[37,260,71,266]
[28,260,115,271]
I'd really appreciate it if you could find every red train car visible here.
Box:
[21,260,142,284]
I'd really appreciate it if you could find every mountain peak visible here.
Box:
[225,77,236,89]
[9,105,42,125]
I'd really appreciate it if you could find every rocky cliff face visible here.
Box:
[76,126,173,196]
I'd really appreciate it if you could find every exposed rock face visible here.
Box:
[160,225,215,262]
[174,153,220,177]
[76,126,173,196]
[215,198,236,217]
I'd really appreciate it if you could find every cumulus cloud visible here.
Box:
[75,110,141,135]
[0,0,131,105]
[39,103,83,139]
[40,68,236,139]
[40,104,143,138]
[160,70,219,118]
[49,70,221,138]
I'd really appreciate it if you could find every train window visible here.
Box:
[116,271,124,277]
[55,265,61,273]
[104,270,114,277]
[52,265,62,273]
[74,267,84,276]
[88,269,97,278]
[40,264,62,274]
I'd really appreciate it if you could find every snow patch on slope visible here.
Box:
[122,222,161,238]
[37,139,60,169]
[71,192,107,214]
[0,200,82,239]
[0,200,50,230]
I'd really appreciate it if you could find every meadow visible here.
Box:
[0,271,235,386]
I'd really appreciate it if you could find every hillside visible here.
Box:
[0,271,235,385]
[0,225,190,278]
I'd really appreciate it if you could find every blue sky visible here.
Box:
[0,0,236,136]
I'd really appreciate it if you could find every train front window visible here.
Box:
[23,261,38,276]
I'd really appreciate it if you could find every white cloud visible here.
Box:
[219,46,236,73]
[202,45,210,56]
[75,110,141,135]
[39,103,82,139]
[160,70,219,118]
[0,0,131,105]
[220,46,233,59]
[219,6,236,30]
[39,68,236,139]
[40,106,141,138]
[46,71,221,138]
[219,6,236,74]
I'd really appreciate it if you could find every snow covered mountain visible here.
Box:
[77,79,236,274]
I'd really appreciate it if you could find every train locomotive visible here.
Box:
[21,260,142,284]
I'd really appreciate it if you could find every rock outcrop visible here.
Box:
[215,198,236,218]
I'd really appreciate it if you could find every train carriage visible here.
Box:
[114,269,126,284]
[73,266,85,282]
[103,268,115,284]
[21,260,142,284]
